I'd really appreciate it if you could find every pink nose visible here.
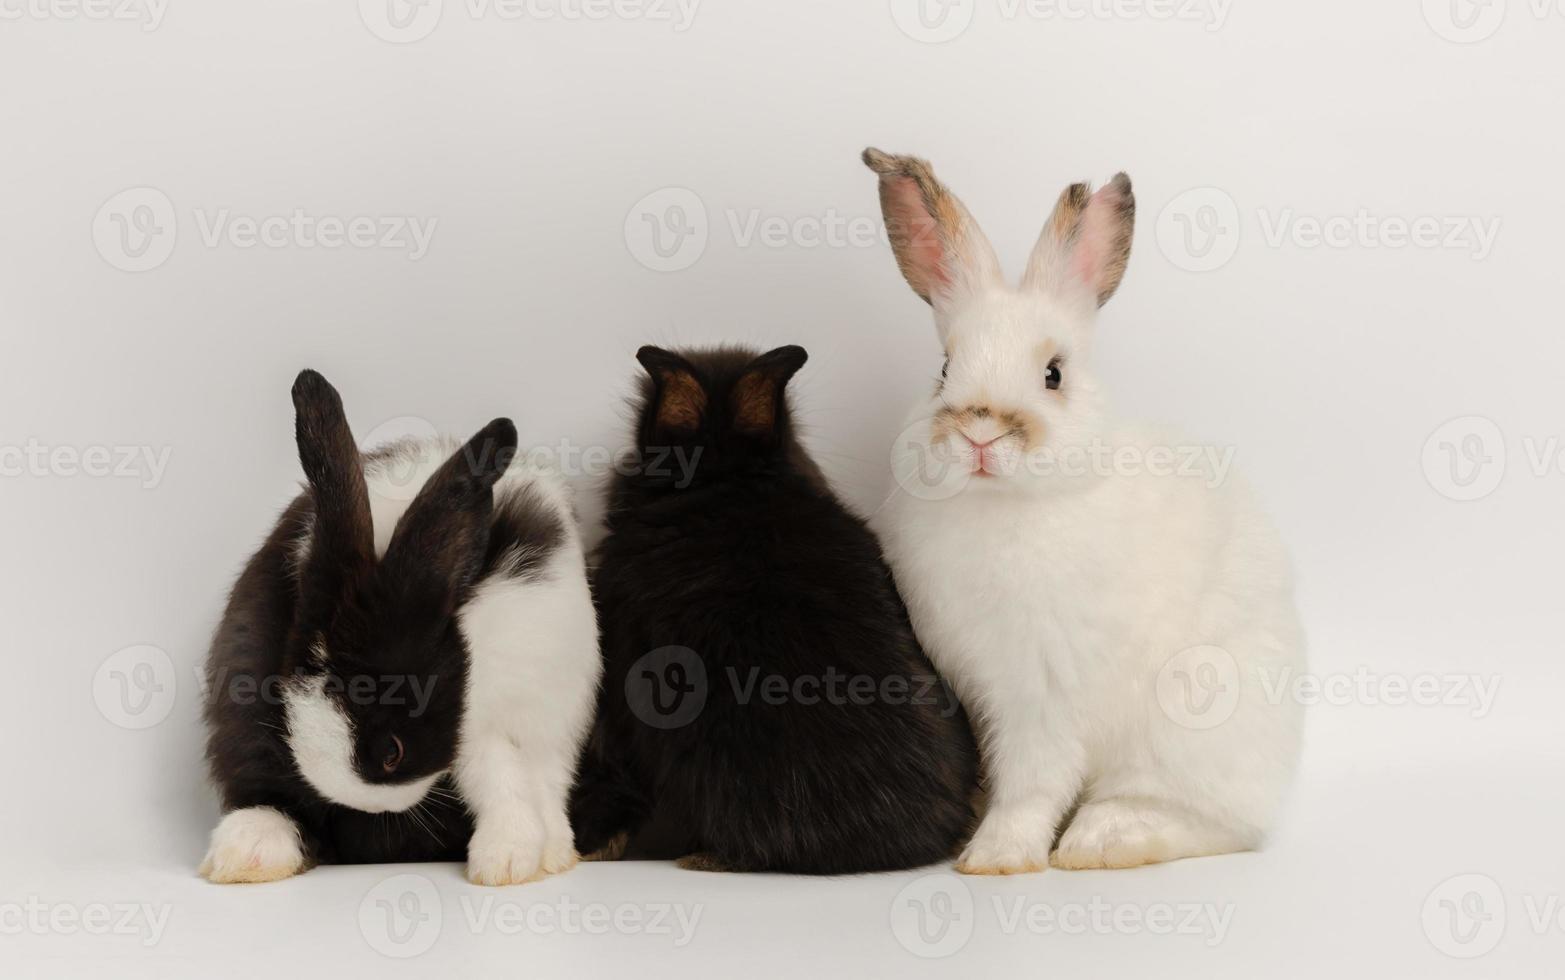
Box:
[964,435,998,449]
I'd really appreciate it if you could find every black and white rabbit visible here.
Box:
[200,370,600,885]
[570,345,978,873]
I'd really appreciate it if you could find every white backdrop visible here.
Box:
[3,2,1563,977]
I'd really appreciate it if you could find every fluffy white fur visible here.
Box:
[198,806,306,884]
[276,438,600,884]
[455,468,601,886]
[870,156,1305,874]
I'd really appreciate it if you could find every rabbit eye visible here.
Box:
[380,734,404,775]
[940,357,949,381]
[1045,357,1063,391]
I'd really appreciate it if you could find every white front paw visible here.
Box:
[955,818,1051,876]
[199,807,307,884]
[466,819,576,886]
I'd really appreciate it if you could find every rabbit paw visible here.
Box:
[466,820,576,886]
[955,821,1050,876]
[199,807,306,884]
[1051,799,1247,870]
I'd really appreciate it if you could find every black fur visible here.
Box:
[202,370,545,865]
[571,345,979,873]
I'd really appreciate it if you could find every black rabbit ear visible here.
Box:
[637,346,707,433]
[732,345,807,437]
[292,369,374,576]
[381,418,518,610]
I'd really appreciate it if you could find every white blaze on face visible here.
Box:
[282,675,441,813]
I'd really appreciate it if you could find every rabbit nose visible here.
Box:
[963,434,998,449]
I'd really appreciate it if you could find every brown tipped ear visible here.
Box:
[381,418,518,607]
[1022,173,1135,307]
[731,345,807,438]
[292,369,373,574]
[862,148,1001,313]
[636,346,707,433]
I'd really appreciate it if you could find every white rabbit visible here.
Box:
[862,149,1305,874]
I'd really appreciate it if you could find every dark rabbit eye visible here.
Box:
[380,734,404,775]
[940,357,950,381]
[1045,357,1063,391]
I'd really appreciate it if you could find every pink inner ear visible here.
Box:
[1069,183,1123,290]
[888,176,950,292]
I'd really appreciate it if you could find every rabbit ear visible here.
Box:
[381,418,518,611]
[731,345,807,438]
[863,148,1002,318]
[1022,173,1135,308]
[292,370,374,579]
[636,346,708,434]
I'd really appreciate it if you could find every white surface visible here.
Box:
[2,2,1563,976]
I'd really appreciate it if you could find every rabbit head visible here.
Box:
[625,344,811,489]
[863,148,1134,494]
[281,370,517,813]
